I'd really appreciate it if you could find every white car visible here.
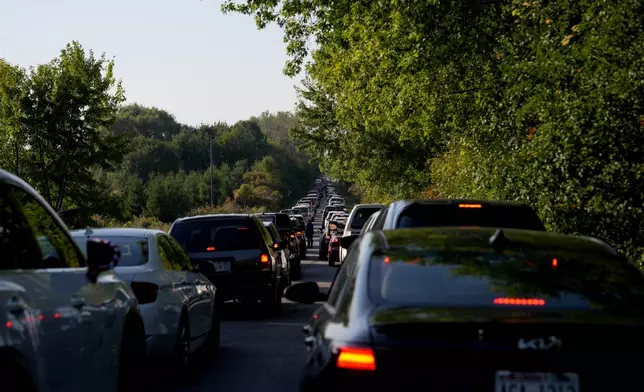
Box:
[339,204,383,263]
[71,228,219,372]
[0,170,144,392]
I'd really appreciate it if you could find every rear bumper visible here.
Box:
[204,272,275,301]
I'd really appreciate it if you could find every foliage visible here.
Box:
[223,0,644,262]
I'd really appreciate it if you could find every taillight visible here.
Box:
[130,282,159,304]
[206,246,216,251]
[289,234,295,239]
[336,347,376,371]
[493,297,545,306]
[458,203,482,208]
[260,253,270,266]
[296,231,302,236]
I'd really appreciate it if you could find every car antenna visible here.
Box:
[489,228,510,251]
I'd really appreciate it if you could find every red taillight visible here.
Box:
[206,246,216,251]
[337,347,376,371]
[552,258,558,268]
[131,282,159,304]
[296,231,302,236]
[260,253,269,264]
[237,227,249,230]
[290,234,295,239]
[494,297,545,306]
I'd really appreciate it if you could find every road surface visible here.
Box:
[155,202,335,392]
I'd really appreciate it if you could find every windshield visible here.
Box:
[397,204,545,231]
[72,235,149,267]
[350,207,381,229]
[170,218,261,253]
[369,249,644,316]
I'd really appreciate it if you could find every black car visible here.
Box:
[286,227,644,392]
[369,199,546,231]
[255,212,302,278]
[169,214,283,312]
[291,215,308,254]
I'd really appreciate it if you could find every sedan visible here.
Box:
[71,228,220,373]
[285,227,644,392]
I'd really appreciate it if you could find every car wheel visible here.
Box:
[0,353,35,392]
[117,313,146,392]
[174,314,191,376]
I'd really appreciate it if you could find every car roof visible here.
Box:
[70,227,163,237]
[173,213,253,223]
[389,198,531,208]
[371,227,619,257]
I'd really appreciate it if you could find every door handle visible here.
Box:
[6,298,24,315]
[70,296,86,309]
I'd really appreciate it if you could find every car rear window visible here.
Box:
[368,248,644,313]
[170,218,261,253]
[396,203,545,231]
[350,207,382,229]
[72,235,149,267]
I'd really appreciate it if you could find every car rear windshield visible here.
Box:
[350,207,382,229]
[72,235,149,267]
[170,218,261,253]
[368,248,644,314]
[396,203,545,231]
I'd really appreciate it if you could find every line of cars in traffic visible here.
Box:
[283,193,644,391]
[0,168,326,392]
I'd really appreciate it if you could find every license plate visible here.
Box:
[213,261,231,272]
[495,371,579,392]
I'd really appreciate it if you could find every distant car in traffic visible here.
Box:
[255,212,302,278]
[340,204,383,263]
[0,169,144,392]
[169,214,283,314]
[71,227,220,371]
[263,221,292,288]
[286,227,644,392]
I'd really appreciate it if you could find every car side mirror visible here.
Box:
[284,281,328,304]
[339,235,359,249]
[86,238,120,283]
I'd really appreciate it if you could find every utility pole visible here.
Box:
[209,132,214,207]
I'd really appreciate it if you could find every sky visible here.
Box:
[0,0,302,126]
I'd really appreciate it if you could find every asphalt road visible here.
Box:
[157,202,335,392]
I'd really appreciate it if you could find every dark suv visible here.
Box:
[169,214,283,312]
[255,213,302,278]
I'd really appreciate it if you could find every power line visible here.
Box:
[0,34,36,63]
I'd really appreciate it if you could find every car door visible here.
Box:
[166,235,214,342]
[5,184,96,392]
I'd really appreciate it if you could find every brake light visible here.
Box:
[273,243,279,249]
[494,297,545,306]
[206,246,216,251]
[290,234,295,238]
[237,227,249,230]
[130,282,159,304]
[296,231,302,235]
[336,347,376,371]
[552,258,558,268]
[260,253,269,264]
[458,203,482,208]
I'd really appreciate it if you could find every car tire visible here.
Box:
[174,313,192,377]
[0,352,35,392]
[117,313,146,392]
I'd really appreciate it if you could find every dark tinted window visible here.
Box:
[263,223,280,243]
[170,218,261,253]
[350,207,382,229]
[0,187,42,270]
[72,235,149,267]
[369,248,644,314]
[397,203,545,231]
[275,214,293,231]
[11,187,85,268]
